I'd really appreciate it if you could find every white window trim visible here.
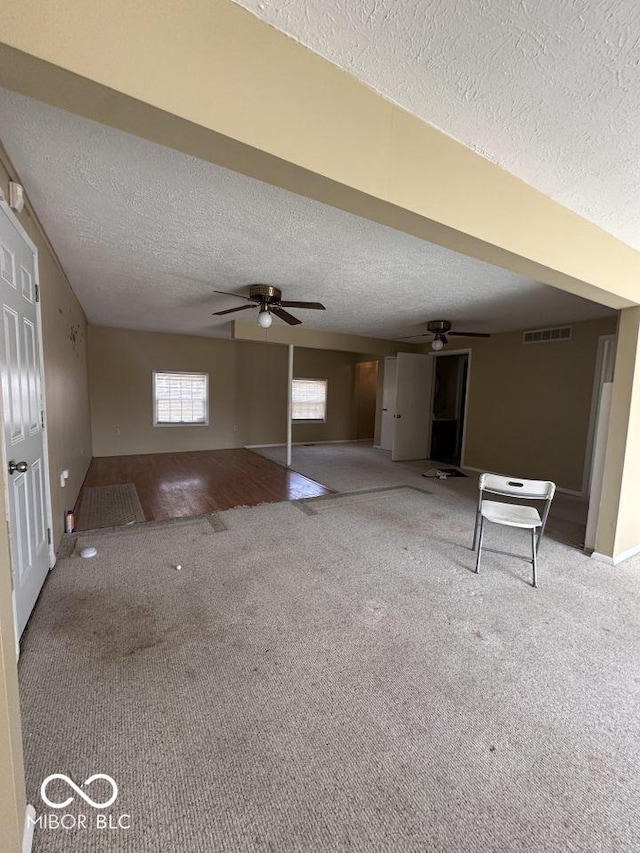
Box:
[292,377,328,424]
[153,370,209,427]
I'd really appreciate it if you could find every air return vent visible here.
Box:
[523,326,572,344]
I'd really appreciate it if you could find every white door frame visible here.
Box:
[582,333,616,497]
[429,347,472,467]
[378,356,397,451]
[0,200,55,649]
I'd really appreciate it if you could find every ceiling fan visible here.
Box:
[212,284,326,328]
[401,320,491,350]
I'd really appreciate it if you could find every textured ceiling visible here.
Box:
[0,89,612,340]
[233,0,640,252]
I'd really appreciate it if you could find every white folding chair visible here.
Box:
[472,473,556,587]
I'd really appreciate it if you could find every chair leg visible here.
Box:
[472,510,481,551]
[531,527,538,588]
[475,518,485,574]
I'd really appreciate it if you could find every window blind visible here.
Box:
[292,379,327,421]
[154,372,208,425]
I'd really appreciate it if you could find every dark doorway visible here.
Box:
[429,353,469,466]
[355,359,379,440]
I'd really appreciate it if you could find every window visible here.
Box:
[292,378,327,422]
[153,371,209,426]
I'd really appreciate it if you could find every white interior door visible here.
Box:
[583,334,616,497]
[0,202,51,638]
[584,335,617,551]
[392,353,434,461]
[380,357,397,451]
[585,382,613,551]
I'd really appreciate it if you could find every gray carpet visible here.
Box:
[256,442,428,492]
[18,447,640,852]
[76,483,146,530]
[256,443,589,549]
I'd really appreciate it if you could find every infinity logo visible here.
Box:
[40,774,119,810]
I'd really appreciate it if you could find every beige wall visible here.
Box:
[439,317,617,492]
[0,153,91,850]
[89,326,288,456]
[91,316,618,491]
[88,327,372,455]
[0,478,24,853]
[292,349,375,444]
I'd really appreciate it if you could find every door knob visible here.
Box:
[8,461,28,475]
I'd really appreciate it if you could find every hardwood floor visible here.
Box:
[79,448,333,522]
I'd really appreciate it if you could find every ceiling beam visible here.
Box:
[232,319,421,355]
[0,0,637,309]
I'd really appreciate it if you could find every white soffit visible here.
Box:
[233,0,640,252]
[0,88,612,340]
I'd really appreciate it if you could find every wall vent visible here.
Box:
[522,326,572,344]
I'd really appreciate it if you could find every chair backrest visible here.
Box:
[479,473,556,502]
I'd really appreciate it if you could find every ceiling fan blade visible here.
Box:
[279,301,326,310]
[212,289,254,302]
[397,333,431,340]
[272,307,302,326]
[449,331,491,338]
[212,304,256,316]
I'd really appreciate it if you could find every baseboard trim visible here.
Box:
[554,486,584,498]
[245,439,371,449]
[592,543,640,566]
[23,805,35,853]
[591,552,615,566]
[462,465,584,497]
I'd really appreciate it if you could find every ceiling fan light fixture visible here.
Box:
[398,320,491,344]
[212,284,326,326]
[257,308,273,329]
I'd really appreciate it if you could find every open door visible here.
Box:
[380,357,397,451]
[584,335,616,551]
[0,200,53,639]
[392,353,434,461]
